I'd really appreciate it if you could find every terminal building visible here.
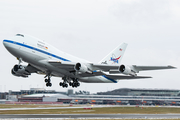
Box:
[97,88,180,96]
[1,88,180,106]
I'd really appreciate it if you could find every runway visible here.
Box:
[1,114,180,119]
[1,105,180,111]
[0,105,118,111]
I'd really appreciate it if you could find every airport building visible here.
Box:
[97,88,180,96]
[1,88,180,106]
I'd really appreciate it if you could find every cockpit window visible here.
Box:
[16,34,24,37]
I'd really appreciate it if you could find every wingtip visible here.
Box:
[135,76,152,79]
[168,65,177,69]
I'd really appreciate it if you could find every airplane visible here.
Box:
[3,34,176,88]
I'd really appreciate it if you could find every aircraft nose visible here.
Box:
[3,40,7,47]
[3,40,11,49]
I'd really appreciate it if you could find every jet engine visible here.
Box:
[11,64,30,78]
[119,64,137,76]
[74,63,92,74]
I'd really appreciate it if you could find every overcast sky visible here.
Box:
[0,0,179,93]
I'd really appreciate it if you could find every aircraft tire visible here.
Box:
[45,79,48,82]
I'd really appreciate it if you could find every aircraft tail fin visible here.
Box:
[99,43,128,65]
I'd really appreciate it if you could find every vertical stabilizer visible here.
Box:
[99,43,128,65]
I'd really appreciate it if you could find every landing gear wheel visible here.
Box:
[59,82,63,86]
[46,82,52,87]
[45,79,48,82]
[45,75,52,87]
[70,78,80,88]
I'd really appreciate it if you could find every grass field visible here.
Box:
[1,105,180,114]
[0,104,75,108]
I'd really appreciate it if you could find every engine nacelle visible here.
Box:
[74,63,92,73]
[11,65,30,78]
[119,64,137,76]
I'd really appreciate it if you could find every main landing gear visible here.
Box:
[44,75,80,88]
[59,77,69,88]
[59,77,80,88]
[44,75,52,87]
[69,78,80,88]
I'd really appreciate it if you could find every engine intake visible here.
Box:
[119,64,137,76]
[11,65,30,77]
[74,63,92,74]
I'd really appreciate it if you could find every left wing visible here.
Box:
[48,60,176,78]
[132,65,176,71]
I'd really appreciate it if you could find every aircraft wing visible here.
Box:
[109,65,176,74]
[132,65,176,71]
[48,60,106,77]
[49,60,175,74]
[25,64,40,73]
[48,60,75,71]
[91,64,176,72]
[91,64,119,71]
[105,75,152,80]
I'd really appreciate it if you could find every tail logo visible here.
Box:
[110,55,121,64]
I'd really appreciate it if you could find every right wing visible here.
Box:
[105,74,152,80]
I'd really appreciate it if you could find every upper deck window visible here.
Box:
[16,34,24,37]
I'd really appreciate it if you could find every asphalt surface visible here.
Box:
[1,105,180,111]
[1,114,180,119]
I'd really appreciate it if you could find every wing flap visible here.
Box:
[79,70,106,77]
[91,64,119,71]
[132,65,176,72]
[106,75,152,80]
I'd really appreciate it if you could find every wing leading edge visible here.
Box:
[48,60,172,80]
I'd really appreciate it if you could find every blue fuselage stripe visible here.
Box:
[4,39,117,83]
[102,75,117,83]
[3,40,71,62]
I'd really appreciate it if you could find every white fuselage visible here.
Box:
[3,34,116,83]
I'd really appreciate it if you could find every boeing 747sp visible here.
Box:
[3,34,176,88]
